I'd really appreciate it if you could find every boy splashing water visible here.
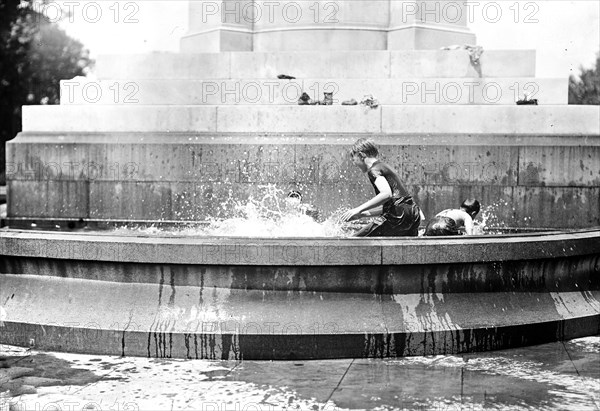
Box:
[341,138,422,237]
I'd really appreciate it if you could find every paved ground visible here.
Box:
[1,336,598,410]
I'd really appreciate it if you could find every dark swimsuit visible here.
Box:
[354,161,421,237]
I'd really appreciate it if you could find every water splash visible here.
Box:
[474,200,515,235]
[113,187,529,238]
[202,184,356,237]
[114,185,362,238]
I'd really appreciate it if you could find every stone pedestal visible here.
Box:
[5,1,600,229]
[181,0,476,51]
[388,0,475,49]
[183,0,253,52]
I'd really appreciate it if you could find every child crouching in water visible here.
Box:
[341,138,422,237]
[424,199,481,236]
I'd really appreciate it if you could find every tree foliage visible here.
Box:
[0,0,92,142]
[569,53,600,105]
[1,0,92,184]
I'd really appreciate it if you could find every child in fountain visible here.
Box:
[286,190,319,220]
[341,138,422,237]
[424,199,480,236]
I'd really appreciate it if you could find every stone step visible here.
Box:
[94,50,535,80]
[1,278,598,359]
[22,105,600,135]
[60,77,566,105]
[1,228,598,359]
[1,229,599,360]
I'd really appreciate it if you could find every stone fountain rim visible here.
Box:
[1,227,598,266]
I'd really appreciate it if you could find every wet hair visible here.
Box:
[350,138,379,159]
[424,216,460,236]
[460,199,480,218]
[287,190,302,201]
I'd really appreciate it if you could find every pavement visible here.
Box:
[1,336,598,411]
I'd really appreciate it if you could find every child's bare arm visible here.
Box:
[464,215,474,235]
[341,177,391,221]
[361,206,383,217]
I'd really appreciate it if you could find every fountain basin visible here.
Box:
[7,131,600,230]
[1,228,598,359]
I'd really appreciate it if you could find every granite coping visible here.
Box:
[1,228,598,266]
[21,105,600,135]
[11,131,600,146]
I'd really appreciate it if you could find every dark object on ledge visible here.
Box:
[342,98,358,105]
[517,93,538,105]
[360,94,379,109]
[517,99,538,105]
[297,92,314,105]
[298,92,334,105]
[278,74,296,80]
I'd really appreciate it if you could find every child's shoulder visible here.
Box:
[370,160,393,172]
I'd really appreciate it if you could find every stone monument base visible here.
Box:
[180,25,476,52]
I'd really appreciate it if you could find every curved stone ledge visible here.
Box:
[2,315,598,360]
[0,272,598,359]
[1,229,599,359]
[1,254,598,294]
[1,228,599,266]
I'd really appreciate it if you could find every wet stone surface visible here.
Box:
[0,336,598,410]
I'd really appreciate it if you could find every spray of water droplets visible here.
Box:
[114,185,363,237]
[112,188,534,238]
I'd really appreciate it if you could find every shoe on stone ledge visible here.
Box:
[360,95,379,109]
[516,93,538,105]
[298,92,314,105]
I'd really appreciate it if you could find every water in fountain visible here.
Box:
[110,187,535,238]
[474,200,535,235]
[113,185,361,237]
